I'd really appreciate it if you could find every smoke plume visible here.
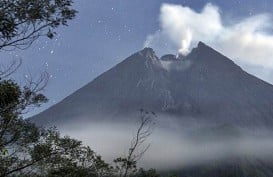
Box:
[144,3,273,83]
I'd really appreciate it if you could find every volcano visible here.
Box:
[30,42,273,176]
[31,42,273,129]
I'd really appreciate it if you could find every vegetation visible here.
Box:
[0,0,77,51]
[0,1,105,176]
[0,1,167,177]
[114,110,155,177]
[0,79,157,176]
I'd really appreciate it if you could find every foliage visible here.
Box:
[0,0,77,51]
[133,168,160,177]
[0,1,164,176]
[0,78,160,177]
[0,79,111,177]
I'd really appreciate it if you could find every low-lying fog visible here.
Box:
[60,116,273,170]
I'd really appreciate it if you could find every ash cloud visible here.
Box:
[144,3,273,84]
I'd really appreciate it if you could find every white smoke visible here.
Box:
[144,3,273,83]
[144,3,223,56]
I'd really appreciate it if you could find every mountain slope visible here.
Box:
[30,42,273,176]
[31,42,273,129]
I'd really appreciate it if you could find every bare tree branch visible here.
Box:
[0,0,77,52]
[0,58,22,79]
[114,109,156,177]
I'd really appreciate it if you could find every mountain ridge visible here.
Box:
[30,41,273,129]
[29,41,273,176]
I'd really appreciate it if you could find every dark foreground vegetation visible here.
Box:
[0,1,160,176]
[0,78,158,177]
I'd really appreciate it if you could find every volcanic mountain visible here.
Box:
[30,42,273,176]
[31,42,273,129]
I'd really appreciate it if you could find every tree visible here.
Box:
[0,0,77,51]
[133,168,160,177]
[0,0,77,162]
[0,1,163,176]
[0,1,99,176]
[0,78,114,177]
[0,82,157,177]
[114,110,156,177]
[0,78,158,177]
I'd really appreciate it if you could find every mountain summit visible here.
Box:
[30,42,273,176]
[31,42,273,129]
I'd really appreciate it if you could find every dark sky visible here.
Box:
[0,0,272,117]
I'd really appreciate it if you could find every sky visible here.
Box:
[0,0,272,117]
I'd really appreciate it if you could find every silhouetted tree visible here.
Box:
[133,168,160,177]
[0,2,164,176]
[0,78,114,177]
[114,110,156,177]
[0,0,77,51]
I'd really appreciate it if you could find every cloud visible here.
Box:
[61,120,273,170]
[144,3,273,83]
